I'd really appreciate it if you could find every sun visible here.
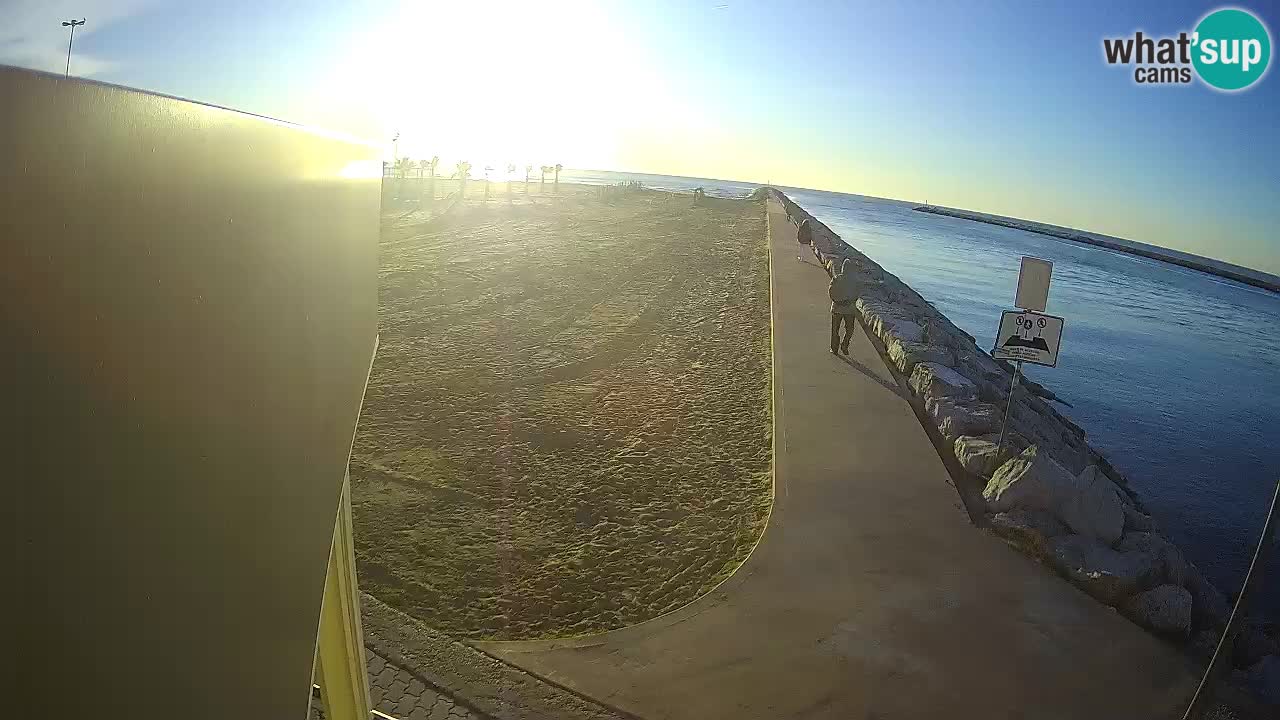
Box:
[322,0,679,173]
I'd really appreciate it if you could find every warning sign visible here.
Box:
[992,310,1064,367]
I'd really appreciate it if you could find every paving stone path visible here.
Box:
[367,647,482,720]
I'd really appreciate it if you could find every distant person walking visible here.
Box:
[829,258,860,355]
[796,218,813,262]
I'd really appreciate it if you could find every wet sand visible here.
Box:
[351,186,772,640]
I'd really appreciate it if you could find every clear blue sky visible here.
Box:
[4,0,1277,273]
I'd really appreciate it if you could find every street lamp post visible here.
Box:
[62,18,86,77]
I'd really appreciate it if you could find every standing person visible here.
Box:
[829,258,860,355]
[796,217,813,261]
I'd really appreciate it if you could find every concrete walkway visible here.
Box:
[475,198,1195,719]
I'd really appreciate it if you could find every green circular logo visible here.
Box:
[1193,8,1271,91]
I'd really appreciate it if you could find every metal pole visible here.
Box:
[991,360,1022,474]
[62,19,85,77]
[1182,474,1280,719]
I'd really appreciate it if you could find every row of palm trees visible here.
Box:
[390,157,563,200]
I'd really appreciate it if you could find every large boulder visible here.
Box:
[1117,531,1189,587]
[1185,564,1232,631]
[983,445,1078,514]
[954,357,1007,396]
[856,299,924,344]
[1007,414,1090,475]
[1233,620,1280,669]
[920,316,962,349]
[886,338,953,375]
[1121,584,1192,635]
[955,435,1000,476]
[1057,466,1126,545]
[910,362,978,402]
[1010,397,1050,432]
[1122,504,1156,533]
[989,509,1068,556]
[977,430,1032,458]
[1047,534,1162,605]
[879,314,926,345]
[963,348,1006,380]
[1244,654,1280,706]
[926,397,1000,442]
[1188,629,1221,660]
[1050,443,1091,477]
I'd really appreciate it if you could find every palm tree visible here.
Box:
[524,164,533,194]
[453,160,472,199]
[553,163,563,193]
[426,155,439,201]
[483,165,494,201]
[394,157,414,201]
[506,163,516,202]
[540,165,551,191]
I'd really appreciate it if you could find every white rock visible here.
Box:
[977,430,1031,457]
[920,317,959,348]
[1188,629,1220,660]
[954,349,1005,382]
[1121,584,1192,635]
[1010,398,1047,430]
[983,445,1078,514]
[1050,443,1091,477]
[1048,534,1162,605]
[1235,624,1280,668]
[1123,503,1156,533]
[955,435,1000,476]
[989,509,1068,555]
[855,299,923,344]
[909,362,978,401]
[1057,465,1126,545]
[1184,564,1231,631]
[1008,416,1089,475]
[854,296,884,315]
[879,314,925,344]
[1245,654,1280,705]
[1117,531,1189,588]
[886,338,953,374]
[926,398,1000,442]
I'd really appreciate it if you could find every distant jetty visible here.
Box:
[914,204,1280,294]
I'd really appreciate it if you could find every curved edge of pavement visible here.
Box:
[361,592,635,720]
[470,199,782,655]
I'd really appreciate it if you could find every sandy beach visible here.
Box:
[350,186,772,640]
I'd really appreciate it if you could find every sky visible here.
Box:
[3,0,1278,273]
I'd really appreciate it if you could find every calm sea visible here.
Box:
[564,169,1280,616]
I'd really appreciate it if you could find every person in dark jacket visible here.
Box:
[796,218,813,261]
[828,258,861,355]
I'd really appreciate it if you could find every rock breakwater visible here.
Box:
[761,188,1279,705]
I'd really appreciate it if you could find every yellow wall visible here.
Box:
[4,66,380,719]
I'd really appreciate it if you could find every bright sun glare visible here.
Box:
[328,0,683,176]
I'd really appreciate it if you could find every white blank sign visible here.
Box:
[1015,256,1053,312]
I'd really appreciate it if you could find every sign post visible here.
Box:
[993,359,1023,474]
[988,257,1064,473]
